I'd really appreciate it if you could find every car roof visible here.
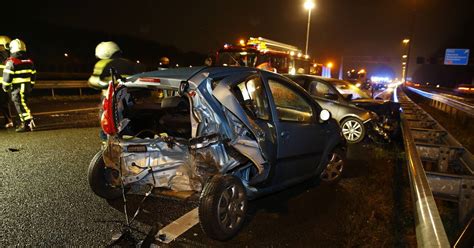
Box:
[128,66,208,82]
[125,66,263,89]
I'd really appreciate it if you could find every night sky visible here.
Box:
[11,0,474,79]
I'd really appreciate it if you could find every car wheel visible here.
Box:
[341,117,365,144]
[320,148,345,183]
[199,175,248,241]
[88,150,123,200]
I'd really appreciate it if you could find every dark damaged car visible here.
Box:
[88,67,346,240]
[287,74,401,143]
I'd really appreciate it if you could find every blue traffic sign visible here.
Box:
[444,48,470,65]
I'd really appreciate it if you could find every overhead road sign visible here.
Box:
[444,49,470,65]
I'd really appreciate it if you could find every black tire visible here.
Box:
[199,175,248,241]
[340,117,366,144]
[88,151,123,200]
[320,147,345,184]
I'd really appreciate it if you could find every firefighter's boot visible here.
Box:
[16,119,33,132]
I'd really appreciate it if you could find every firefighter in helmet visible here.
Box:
[88,41,140,93]
[0,36,13,128]
[88,41,141,140]
[2,39,36,132]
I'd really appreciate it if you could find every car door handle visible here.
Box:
[280,131,290,139]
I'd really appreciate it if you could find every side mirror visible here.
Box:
[324,93,338,100]
[319,109,331,122]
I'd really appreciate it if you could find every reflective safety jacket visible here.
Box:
[0,50,9,84]
[2,52,36,91]
[88,56,141,90]
[0,50,9,101]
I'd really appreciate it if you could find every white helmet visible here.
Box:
[0,36,11,50]
[9,39,26,53]
[95,41,120,59]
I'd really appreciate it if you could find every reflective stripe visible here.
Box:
[20,83,32,121]
[3,69,36,74]
[0,65,5,69]
[12,77,31,84]
[92,59,112,75]
[13,69,36,74]
[31,81,35,85]
[88,75,108,89]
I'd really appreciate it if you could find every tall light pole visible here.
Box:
[402,39,411,83]
[304,0,315,55]
[403,0,417,83]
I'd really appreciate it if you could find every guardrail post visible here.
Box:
[438,147,449,173]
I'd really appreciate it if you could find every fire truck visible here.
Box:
[216,37,314,74]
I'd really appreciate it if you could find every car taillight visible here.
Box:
[139,77,161,83]
[101,82,117,135]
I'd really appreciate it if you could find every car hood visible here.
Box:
[351,99,400,118]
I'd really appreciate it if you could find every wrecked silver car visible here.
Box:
[287,74,400,143]
[88,67,346,240]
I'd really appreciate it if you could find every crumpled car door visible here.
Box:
[212,72,271,175]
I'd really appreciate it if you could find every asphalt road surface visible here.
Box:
[0,106,413,247]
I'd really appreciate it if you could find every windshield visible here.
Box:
[328,79,371,100]
[217,51,258,67]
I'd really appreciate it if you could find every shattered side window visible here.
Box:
[268,79,313,122]
[309,81,336,97]
[233,77,270,121]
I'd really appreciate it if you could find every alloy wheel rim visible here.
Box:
[342,120,362,141]
[217,185,246,230]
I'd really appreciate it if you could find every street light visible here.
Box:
[402,38,411,82]
[304,0,315,55]
[327,62,333,68]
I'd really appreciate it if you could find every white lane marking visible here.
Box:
[156,208,199,244]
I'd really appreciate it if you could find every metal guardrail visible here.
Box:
[406,86,474,117]
[399,89,450,247]
[399,87,474,247]
[34,80,89,97]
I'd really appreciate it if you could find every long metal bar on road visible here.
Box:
[406,86,474,117]
[398,88,451,247]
